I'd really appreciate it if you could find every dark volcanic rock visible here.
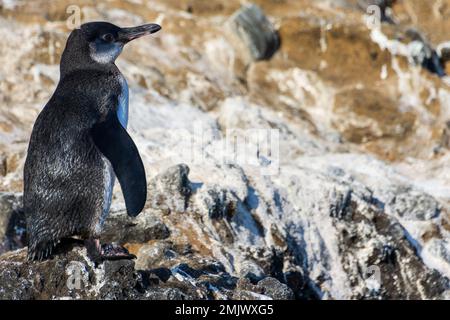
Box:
[0,244,294,300]
[257,277,295,300]
[233,277,294,300]
[0,193,26,255]
[227,4,280,61]
[0,245,140,299]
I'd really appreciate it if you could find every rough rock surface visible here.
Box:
[0,244,292,300]
[0,0,450,300]
[0,193,25,255]
[227,4,280,61]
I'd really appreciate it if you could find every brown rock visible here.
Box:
[332,88,416,144]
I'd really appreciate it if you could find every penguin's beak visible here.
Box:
[118,24,161,43]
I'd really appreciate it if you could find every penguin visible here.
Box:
[24,21,161,263]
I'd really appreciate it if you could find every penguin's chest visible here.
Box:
[116,75,129,129]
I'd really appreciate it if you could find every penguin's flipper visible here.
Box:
[91,114,147,217]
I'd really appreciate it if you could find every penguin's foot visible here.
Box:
[100,243,136,261]
[85,239,135,264]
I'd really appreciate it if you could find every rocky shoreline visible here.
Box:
[0,0,450,299]
[1,163,449,299]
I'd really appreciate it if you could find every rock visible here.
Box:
[284,270,309,299]
[227,4,280,61]
[0,153,6,176]
[198,184,239,220]
[390,0,450,46]
[0,245,140,300]
[0,244,293,300]
[406,37,446,77]
[101,211,170,244]
[0,193,19,240]
[238,260,266,282]
[437,41,450,64]
[256,277,295,300]
[148,164,192,214]
[388,187,440,221]
[233,277,294,300]
[332,88,416,144]
[135,241,176,270]
[0,193,25,255]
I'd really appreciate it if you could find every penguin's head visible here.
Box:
[77,21,161,64]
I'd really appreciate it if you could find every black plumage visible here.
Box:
[24,21,161,262]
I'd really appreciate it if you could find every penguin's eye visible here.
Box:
[102,33,115,42]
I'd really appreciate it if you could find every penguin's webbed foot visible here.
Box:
[101,243,136,261]
[85,239,135,265]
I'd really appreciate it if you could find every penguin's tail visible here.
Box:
[27,238,57,262]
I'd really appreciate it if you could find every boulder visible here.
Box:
[227,4,280,61]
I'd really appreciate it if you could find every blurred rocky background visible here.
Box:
[0,0,450,300]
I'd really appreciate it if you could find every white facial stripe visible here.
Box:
[89,41,123,64]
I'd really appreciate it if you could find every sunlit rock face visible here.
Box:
[0,0,449,299]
